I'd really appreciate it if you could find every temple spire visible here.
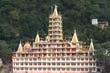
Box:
[49,5,63,42]
[24,41,31,49]
[52,5,58,16]
[71,30,79,43]
[17,41,23,52]
[35,32,40,44]
[89,39,95,51]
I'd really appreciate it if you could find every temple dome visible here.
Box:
[24,42,31,49]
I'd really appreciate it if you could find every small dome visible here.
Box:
[24,42,31,49]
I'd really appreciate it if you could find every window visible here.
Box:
[48,68,51,70]
[66,68,70,71]
[47,58,51,61]
[62,68,65,71]
[77,58,80,61]
[16,59,19,61]
[25,63,28,65]
[77,68,80,71]
[49,18,52,21]
[62,58,65,61]
[17,68,19,70]
[89,58,92,61]
[66,63,70,65]
[38,63,41,65]
[77,63,80,66]
[93,63,96,66]
[71,58,76,61]
[85,53,88,56]
[43,63,46,65]
[89,68,92,71]
[47,63,51,65]
[57,58,60,60]
[33,58,37,61]
[90,53,93,56]
[62,54,65,56]
[81,58,84,61]
[52,58,55,61]
[81,63,84,66]
[71,68,76,71]
[67,53,70,56]
[71,63,76,65]
[90,63,92,66]
[85,58,88,61]
[16,63,19,65]
[17,53,21,57]
[25,68,28,70]
[34,68,37,70]
[42,58,45,61]
[57,54,60,56]
[62,63,65,65]
[38,68,41,70]
[21,54,25,57]
[25,58,28,61]
[52,68,55,71]
[52,68,56,71]
[20,63,23,65]
[21,68,24,70]
[29,58,32,61]
[85,68,88,71]
[85,63,88,66]
[81,68,84,71]
[21,58,23,61]
[57,63,60,65]
[57,68,60,71]
[43,68,46,71]
[34,63,37,65]
[48,54,51,56]
[29,63,32,65]
[29,68,32,70]
[52,63,55,65]
[93,58,95,60]
[93,68,96,71]
[66,58,70,60]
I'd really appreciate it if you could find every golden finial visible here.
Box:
[71,29,79,43]
[35,32,40,44]
[89,39,95,51]
[17,41,23,52]
[52,5,58,16]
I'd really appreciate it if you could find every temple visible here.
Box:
[12,5,97,73]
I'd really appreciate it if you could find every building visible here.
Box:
[98,21,109,29]
[92,19,109,29]
[12,5,97,73]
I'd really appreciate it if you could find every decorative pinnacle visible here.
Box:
[17,40,23,52]
[71,29,79,43]
[89,39,95,51]
[52,5,58,16]
[74,29,76,33]
[35,32,40,44]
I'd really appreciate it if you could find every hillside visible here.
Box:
[0,0,110,72]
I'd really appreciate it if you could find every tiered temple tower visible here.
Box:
[48,5,63,42]
[12,5,97,73]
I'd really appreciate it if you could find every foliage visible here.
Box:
[0,0,110,66]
